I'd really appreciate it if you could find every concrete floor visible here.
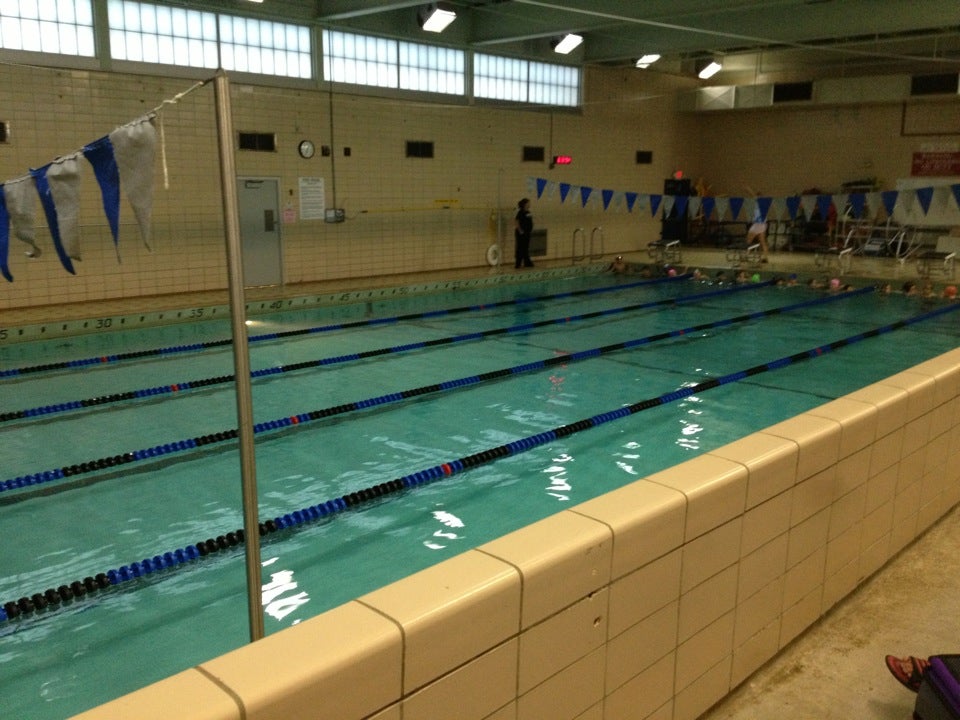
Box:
[700,503,960,720]
[662,246,960,720]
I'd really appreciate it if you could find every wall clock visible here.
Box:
[298,140,315,159]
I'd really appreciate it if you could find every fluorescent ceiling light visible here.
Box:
[553,33,583,54]
[419,4,457,33]
[697,60,722,79]
[635,54,661,68]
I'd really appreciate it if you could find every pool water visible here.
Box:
[1,273,959,719]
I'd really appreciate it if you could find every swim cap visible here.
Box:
[945,285,957,298]
[830,278,841,289]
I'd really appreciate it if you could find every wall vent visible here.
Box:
[910,73,960,96]
[522,145,545,162]
[237,132,276,152]
[406,140,434,158]
[773,81,813,103]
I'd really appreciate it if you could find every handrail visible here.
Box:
[572,227,585,263]
[590,226,605,260]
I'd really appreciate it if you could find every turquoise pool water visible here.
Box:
[1,273,959,719]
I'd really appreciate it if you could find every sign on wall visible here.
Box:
[912,142,960,177]
[298,177,325,220]
[912,151,960,177]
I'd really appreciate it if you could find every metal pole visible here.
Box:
[497,168,503,271]
[213,69,265,642]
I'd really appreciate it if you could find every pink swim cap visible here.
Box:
[829,278,841,289]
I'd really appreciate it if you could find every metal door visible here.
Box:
[237,177,282,287]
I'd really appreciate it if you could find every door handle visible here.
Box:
[264,209,275,232]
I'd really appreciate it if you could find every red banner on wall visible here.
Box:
[911,151,960,176]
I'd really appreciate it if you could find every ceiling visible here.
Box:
[309,0,960,84]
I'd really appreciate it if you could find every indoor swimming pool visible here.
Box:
[2,270,960,719]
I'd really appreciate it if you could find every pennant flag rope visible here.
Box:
[0,79,208,282]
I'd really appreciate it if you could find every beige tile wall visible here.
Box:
[74,347,960,720]
[7,60,956,314]
[1,64,692,311]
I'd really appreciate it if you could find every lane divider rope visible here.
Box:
[3,296,957,623]
[0,274,686,379]
[0,286,869,494]
[0,279,773,424]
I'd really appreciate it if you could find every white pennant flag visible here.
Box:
[714,196,729,221]
[46,154,83,260]
[110,116,157,248]
[769,196,787,222]
[800,195,819,220]
[3,176,41,257]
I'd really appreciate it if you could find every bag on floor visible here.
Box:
[915,655,960,720]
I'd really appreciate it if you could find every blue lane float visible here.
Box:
[0,287,870,494]
[0,273,687,379]
[3,299,959,624]
[0,276,759,424]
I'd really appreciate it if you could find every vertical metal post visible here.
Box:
[497,168,504,272]
[213,70,265,642]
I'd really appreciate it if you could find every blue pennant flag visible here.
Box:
[625,192,638,212]
[649,194,662,216]
[0,186,10,282]
[580,186,592,208]
[915,186,934,215]
[559,183,571,203]
[729,196,744,220]
[756,196,773,221]
[701,196,715,219]
[881,190,898,216]
[83,136,121,250]
[785,195,802,220]
[536,177,548,199]
[816,194,833,221]
[848,193,866,218]
[602,189,614,210]
[30,165,76,275]
[952,184,960,211]
[674,195,689,217]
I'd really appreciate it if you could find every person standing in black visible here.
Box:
[514,198,534,268]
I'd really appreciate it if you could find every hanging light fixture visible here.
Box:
[552,33,583,54]
[418,3,457,33]
[696,58,723,79]
[635,54,661,69]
